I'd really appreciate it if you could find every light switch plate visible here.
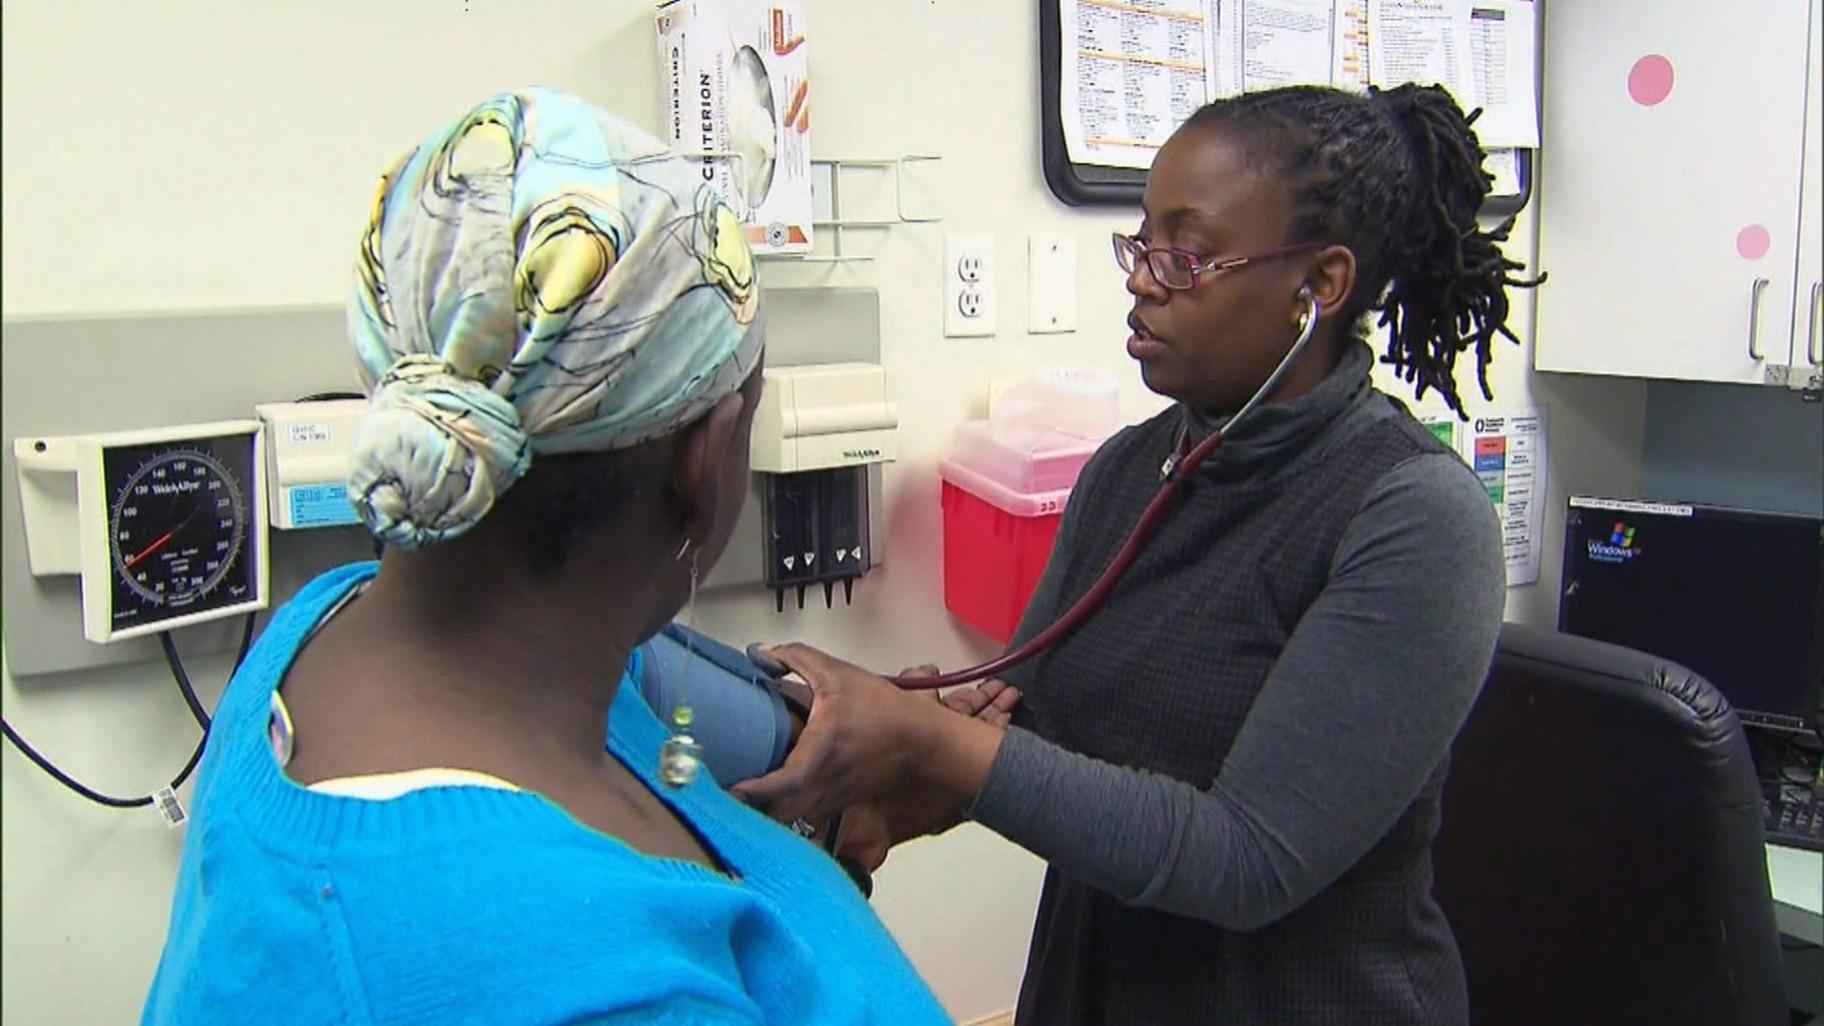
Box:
[1028,231,1077,333]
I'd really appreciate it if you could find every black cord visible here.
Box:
[160,634,211,730]
[2,720,159,808]
[0,719,206,808]
[157,617,252,731]
[168,728,208,791]
[1759,731,1823,784]
[1,613,258,810]
[233,612,258,668]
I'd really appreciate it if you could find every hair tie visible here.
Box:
[346,354,532,550]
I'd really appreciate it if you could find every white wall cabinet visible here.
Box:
[1534,0,1819,385]
[1788,0,1823,388]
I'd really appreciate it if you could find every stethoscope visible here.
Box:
[750,289,1325,691]
[727,291,1318,879]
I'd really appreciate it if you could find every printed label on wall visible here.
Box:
[287,423,332,445]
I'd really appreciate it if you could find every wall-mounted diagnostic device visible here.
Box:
[254,399,366,530]
[749,362,897,610]
[12,421,270,643]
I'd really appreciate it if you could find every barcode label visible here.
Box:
[153,787,187,828]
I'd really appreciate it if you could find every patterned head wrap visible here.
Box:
[346,88,763,549]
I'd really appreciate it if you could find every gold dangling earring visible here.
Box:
[660,550,704,789]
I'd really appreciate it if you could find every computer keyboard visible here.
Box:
[1764,788,1824,851]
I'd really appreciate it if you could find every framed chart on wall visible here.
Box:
[1038,0,1154,206]
[1038,0,1537,216]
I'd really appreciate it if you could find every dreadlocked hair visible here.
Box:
[1185,83,1542,418]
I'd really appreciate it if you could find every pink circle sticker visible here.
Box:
[1736,225,1771,260]
[1628,55,1675,106]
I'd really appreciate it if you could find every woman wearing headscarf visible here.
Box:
[141,89,951,1026]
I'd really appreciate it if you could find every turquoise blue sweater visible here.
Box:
[143,564,950,1025]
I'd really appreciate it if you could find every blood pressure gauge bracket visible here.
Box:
[12,420,270,644]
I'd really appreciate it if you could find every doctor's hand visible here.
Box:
[731,645,1015,829]
[936,675,1021,729]
[896,664,1022,732]
[831,671,1021,870]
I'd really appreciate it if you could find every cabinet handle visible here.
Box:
[1809,281,1822,366]
[1747,277,1770,360]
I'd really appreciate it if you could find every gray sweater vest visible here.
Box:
[1006,402,1466,1026]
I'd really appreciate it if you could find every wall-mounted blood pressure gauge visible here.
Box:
[13,421,269,643]
[103,434,261,637]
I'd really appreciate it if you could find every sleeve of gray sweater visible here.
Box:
[968,451,1506,931]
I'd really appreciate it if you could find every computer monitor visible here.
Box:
[1558,497,1824,733]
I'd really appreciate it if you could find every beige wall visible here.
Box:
[1,2,1646,1022]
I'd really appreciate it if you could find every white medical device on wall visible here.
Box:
[747,362,897,610]
[253,399,366,530]
[750,363,898,474]
[12,421,270,643]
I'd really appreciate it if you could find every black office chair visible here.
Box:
[1433,623,1789,1026]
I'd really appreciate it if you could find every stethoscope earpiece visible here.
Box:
[1296,287,1320,333]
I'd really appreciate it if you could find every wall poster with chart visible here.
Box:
[1421,408,1549,586]
[1039,0,1538,212]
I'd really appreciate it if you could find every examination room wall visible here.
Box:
[0,2,1647,1022]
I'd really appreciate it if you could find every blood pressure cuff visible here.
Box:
[634,622,794,787]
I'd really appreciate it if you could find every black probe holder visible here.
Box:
[760,466,872,611]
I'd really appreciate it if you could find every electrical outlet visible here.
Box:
[944,233,996,338]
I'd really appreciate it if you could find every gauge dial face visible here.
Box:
[104,433,259,632]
